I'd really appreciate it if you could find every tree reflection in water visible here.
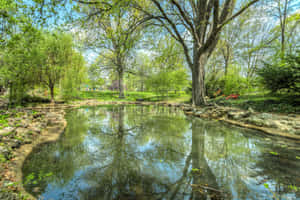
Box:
[22,106,300,200]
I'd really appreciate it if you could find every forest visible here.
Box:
[0,0,300,200]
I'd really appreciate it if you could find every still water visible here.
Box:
[22,105,300,200]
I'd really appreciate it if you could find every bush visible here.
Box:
[205,65,250,97]
[257,52,300,93]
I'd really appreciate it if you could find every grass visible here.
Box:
[210,93,300,114]
[80,90,190,103]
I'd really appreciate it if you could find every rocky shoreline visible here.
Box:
[0,100,299,200]
[0,108,66,200]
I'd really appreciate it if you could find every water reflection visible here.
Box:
[22,105,300,200]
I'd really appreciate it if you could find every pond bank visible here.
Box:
[0,100,299,199]
[182,105,300,141]
[0,109,66,200]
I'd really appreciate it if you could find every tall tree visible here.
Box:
[133,0,260,105]
[267,0,299,54]
[39,32,74,102]
[78,1,149,98]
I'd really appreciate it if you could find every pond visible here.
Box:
[22,105,300,200]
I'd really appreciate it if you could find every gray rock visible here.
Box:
[0,146,10,159]
[195,111,203,115]
[228,111,250,120]
[260,113,273,120]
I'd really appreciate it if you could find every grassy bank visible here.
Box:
[80,91,190,103]
[210,93,300,114]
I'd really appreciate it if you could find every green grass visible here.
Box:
[80,91,189,103]
[210,93,300,113]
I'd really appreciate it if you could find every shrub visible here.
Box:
[257,52,300,93]
[205,65,250,97]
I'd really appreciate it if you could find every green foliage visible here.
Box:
[210,93,300,113]
[2,25,42,104]
[144,37,189,95]
[206,65,250,97]
[61,51,86,101]
[1,28,86,104]
[257,52,300,93]
[270,151,278,156]
[146,69,189,95]
[222,66,249,95]
[38,32,74,101]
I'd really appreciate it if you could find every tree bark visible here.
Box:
[192,51,208,106]
[118,69,125,98]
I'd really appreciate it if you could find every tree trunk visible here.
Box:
[50,85,55,103]
[281,26,285,54]
[192,52,208,106]
[118,69,125,99]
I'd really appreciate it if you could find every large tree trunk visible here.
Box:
[118,69,125,99]
[192,52,208,106]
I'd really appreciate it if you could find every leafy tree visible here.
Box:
[77,1,150,98]
[1,25,42,105]
[61,51,87,101]
[38,32,74,102]
[266,0,299,54]
[132,0,260,105]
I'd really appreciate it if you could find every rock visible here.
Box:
[15,127,28,136]
[10,139,21,149]
[33,113,43,118]
[33,187,40,193]
[287,121,296,126]
[246,116,264,126]
[194,111,203,116]
[260,113,273,120]
[47,118,62,126]
[20,119,30,128]
[248,107,255,114]
[288,114,297,118]
[183,107,193,112]
[0,146,10,159]
[0,191,18,200]
[228,111,250,120]
[0,127,15,137]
